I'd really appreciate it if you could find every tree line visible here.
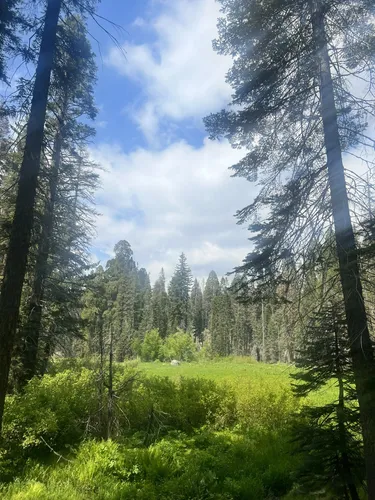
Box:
[76,242,261,361]
[77,237,344,365]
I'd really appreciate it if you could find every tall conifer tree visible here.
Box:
[0,0,63,431]
[203,270,220,330]
[205,0,375,489]
[16,15,98,386]
[152,269,169,338]
[190,278,204,342]
[168,253,192,332]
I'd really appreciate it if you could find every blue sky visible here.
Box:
[85,0,255,282]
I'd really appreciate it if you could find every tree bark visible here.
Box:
[0,0,62,432]
[39,327,54,376]
[334,319,360,500]
[312,6,375,497]
[18,111,64,387]
[107,323,114,440]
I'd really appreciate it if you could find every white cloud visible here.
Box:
[107,0,231,140]
[91,138,255,282]
[90,0,255,281]
[91,0,375,285]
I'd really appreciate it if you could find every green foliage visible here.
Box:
[137,329,163,362]
[210,282,234,356]
[0,429,296,500]
[134,329,198,363]
[190,279,204,342]
[0,361,239,478]
[168,253,192,332]
[152,269,169,339]
[3,369,96,449]
[291,306,365,498]
[236,383,297,432]
[162,330,197,362]
[203,271,221,330]
[0,357,349,498]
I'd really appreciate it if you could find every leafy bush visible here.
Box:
[138,329,163,362]
[161,330,197,362]
[0,364,139,480]
[46,356,101,375]
[2,368,97,450]
[235,382,297,431]
[118,375,237,437]
[0,365,237,480]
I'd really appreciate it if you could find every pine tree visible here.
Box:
[233,303,253,356]
[292,305,364,499]
[0,0,63,431]
[0,0,28,83]
[205,0,375,489]
[16,14,98,386]
[105,241,136,361]
[203,270,220,330]
[134,268,152,332]
[152,269,169,338]
[190,278,203,342]
[168,253,192,332]
[81,266,108,359]
[138,285,153,338]
[210,278,233,356]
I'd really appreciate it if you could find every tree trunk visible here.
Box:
[313,6,375,497]
[107,323,114,440]
[39,327,55,376]
[0,0,62,432]
[334,319,360,500]
[18,111,64,387]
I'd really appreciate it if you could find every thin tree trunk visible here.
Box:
[65,154,82,255]
[0,0,62,432]
[39,326,55,376]
[18,110,64,387]
[261,299,265,361]
[107,323,114,440]
[312,6,375,497]
[96,313,105,437]
[334,319,360,500]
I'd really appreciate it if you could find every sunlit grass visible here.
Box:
[138,357,336,407]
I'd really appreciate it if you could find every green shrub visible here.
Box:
[139,330,163,362]
[235,382,297,431]
[161,330,197,362]
[46,357,100,375]
[0,364,140,479]
[117,375,237,437]
[1,364,238,481]
[2,368,97,450]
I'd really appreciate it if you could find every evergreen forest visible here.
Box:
[1,0,375,498]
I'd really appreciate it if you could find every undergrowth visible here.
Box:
[0,358,337,499]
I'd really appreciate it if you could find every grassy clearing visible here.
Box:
[139,358,336,406]
[139,357,293,382]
